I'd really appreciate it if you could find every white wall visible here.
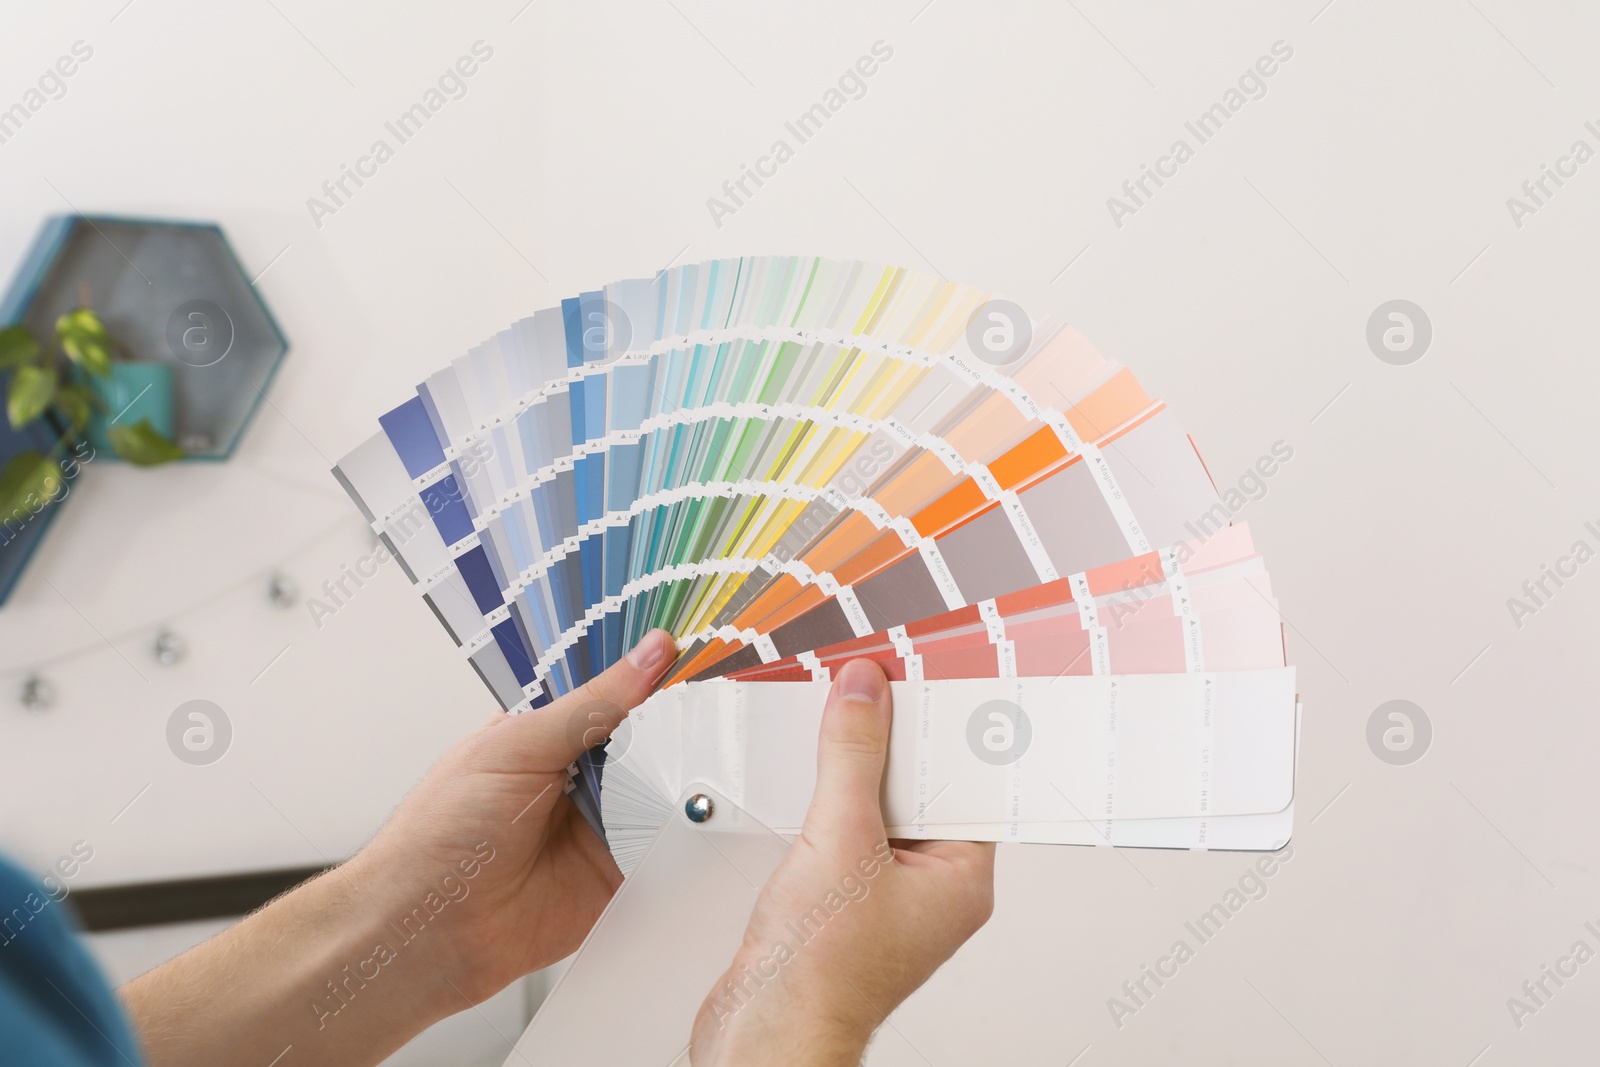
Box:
[3,1,1599,1063]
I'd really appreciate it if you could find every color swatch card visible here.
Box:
[334,257,1298,853]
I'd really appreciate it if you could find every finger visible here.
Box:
[490,629,677,769]
[801,658,892,848]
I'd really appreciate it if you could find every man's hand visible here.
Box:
[124,629,675,1067]
[351,626,676,1005]
[690,658,996,1067]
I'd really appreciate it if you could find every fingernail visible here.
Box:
[626,629,672,673]
[837,658,884,703]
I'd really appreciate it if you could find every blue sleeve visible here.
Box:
[0,855,144,1066]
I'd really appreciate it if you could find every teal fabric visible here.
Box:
[0,855,143,1066]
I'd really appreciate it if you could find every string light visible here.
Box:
[19,675,54,712]
[267,571,299,608]
[6,515,362,707]
[153,629,186,666]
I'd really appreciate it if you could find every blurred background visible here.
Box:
[2,1,1598,1063]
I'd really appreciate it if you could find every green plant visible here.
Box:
[0,307,183,522]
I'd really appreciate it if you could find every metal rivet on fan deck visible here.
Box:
[685,793,714,823]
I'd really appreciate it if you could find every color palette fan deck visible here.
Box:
[333,257,1298,864]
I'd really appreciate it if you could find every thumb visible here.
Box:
[489,629,677,770]
[801,658,892,848]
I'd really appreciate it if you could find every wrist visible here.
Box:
[701,1020,870,1067]
[315,850,466,1026]
[693,957,875,1067]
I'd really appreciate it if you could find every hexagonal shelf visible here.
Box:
[1,215,289,460]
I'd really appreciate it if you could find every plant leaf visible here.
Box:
[54,381,95,433]
[108,417,184,466]
[7,364,56,429]
[0,450,63,524]
[56,307,112,377]
[0,325,40,369]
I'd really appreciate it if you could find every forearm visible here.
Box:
[704,1023,870,1062]
[692,956,874,1067]
[121,853,457,1067]
[696,1014,870,1067]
